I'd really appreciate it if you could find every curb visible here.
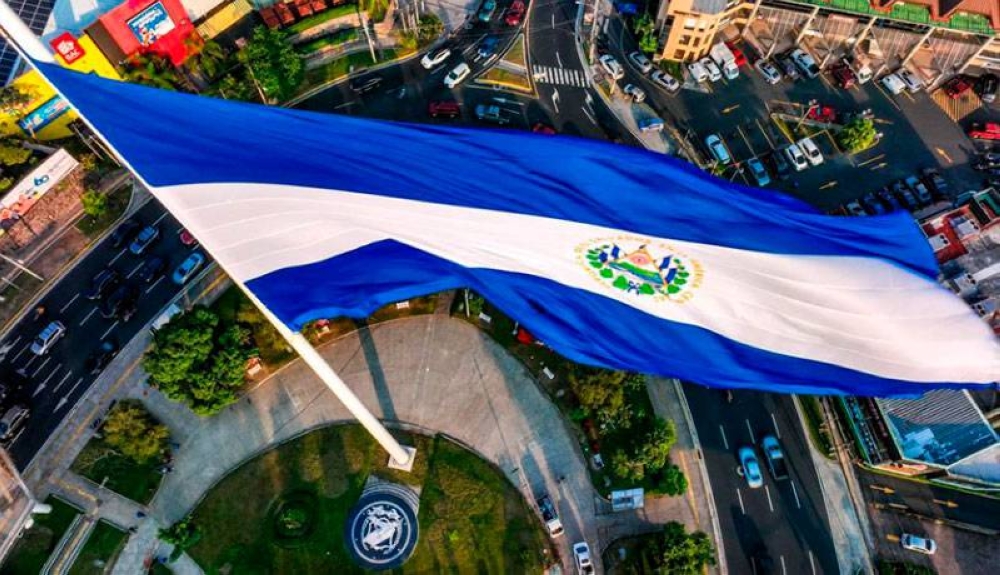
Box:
[286,48,422,107]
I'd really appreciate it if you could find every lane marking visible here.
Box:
[935,147,953,164]
[746,419,756,443]
[771,412,781,439]
[59,295,79,313]
[736,487,745,515]
[153,211,169,225]
[765,484,775,512]
[720,424,729,450]
[780,555,787,575]
[791,479,802,509]
[551,13,554,29]
[39,366,59,388]
[551,88,560,114]
[100,321,119,341]
[809,550,817,575]
[63,376,85,399]
[145,276,164,294]
[556,50,562,68]
[11,345,28,364]
[109,249,126,266]
[53,370,74,392]
[79,308,97,326]
[127,261,144,279]
[581,105,597,126]
[30,357,52,378]
[23,354,38,370]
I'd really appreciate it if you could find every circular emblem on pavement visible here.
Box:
[344,492,419,570]
[577,236,703,303]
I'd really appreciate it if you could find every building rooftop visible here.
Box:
[947,443,1000,486]
[877,389,999,467]
[692,0,729,15]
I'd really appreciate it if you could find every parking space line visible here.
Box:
[127,261,144,279]
[765,484,774,512]
[79,308,97,326]
[720,425,729,450]
[874,82,901,111]
[146,276,165,294]
[791,480,802,509]
[746,419,756,443]
[59,294,79,313]
[755,118,775,150]
[736,125,756,157]
[736,488,746,515]
[31,356,52,378]
[771,412,781,438]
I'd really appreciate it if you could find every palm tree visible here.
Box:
[124,53,184,91]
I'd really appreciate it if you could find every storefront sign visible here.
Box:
[17,96,71,134]
[0,149,79,230]
[50,32,85,64]
[127,1,176,46]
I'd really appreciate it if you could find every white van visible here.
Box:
[150,303,183,334]
[880,73,907,95]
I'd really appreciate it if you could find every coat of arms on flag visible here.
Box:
[578,237,703,303]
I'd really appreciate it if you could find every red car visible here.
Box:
[531,122,556,135]
[428,100,460,119]
[725,41,747,67]
[505,0,525,26]
[179,228,198,248]
[830,62,856,89]
[943,75,973,99]
[969,122,1000,141]
[806,105,837,123]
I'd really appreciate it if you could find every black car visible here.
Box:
[349,74,383,94]
[976,73,998,104]
[136,255,167,283]
[775,52,800,81]
[100,284,139,321]
[84,268,120,300]
[85,340,119,375]
[921,168,948,199]
[109,220,141,249]
[765,151,791,181]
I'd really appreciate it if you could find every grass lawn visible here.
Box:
[295,28,359,54]
[70,436,164,505]
[187,424,550,574]
[480,68,532,92]
[76,182,132,238]
[67,521,127,575]
[287,4,359,35]
[0,497,80,575]
[798,396,834,459]
[501,35,526,68]
[299,47,413,95]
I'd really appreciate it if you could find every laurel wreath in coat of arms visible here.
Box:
[578,237,702,302]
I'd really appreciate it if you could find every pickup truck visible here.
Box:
[761,435,789,480]
[536,495,564,537]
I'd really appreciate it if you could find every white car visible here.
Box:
[897,68,924,92]
[444,62,471,88]
[687,61,709,83]
[796,136,823,166]
[901,534,937,555]
[572,541,595,575]
[754,59,782,84]
[30,321,66,356]
[623,83,646,103]
[845,200,867,217]
[420,47,451,69]
[599,54,624,80]
[701,57,722,82]
[650,70,680,93]
[705,134,731,164]
[784,144,808,171]
[627,50,653,74]
[791,48,820,78]
[880,73,907,95]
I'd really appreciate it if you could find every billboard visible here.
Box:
[0,150,79,231]
[127,2,176,47]
[17,96,71,135]
[50,32,85,65]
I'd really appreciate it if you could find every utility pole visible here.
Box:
[358,7,377,62]
[0,251,42,281]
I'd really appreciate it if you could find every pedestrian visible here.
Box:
[136,510,146,519]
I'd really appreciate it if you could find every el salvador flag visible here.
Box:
[34,62,999,396]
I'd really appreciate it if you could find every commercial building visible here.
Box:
[655,0,1000,86]
[0,449,35,563]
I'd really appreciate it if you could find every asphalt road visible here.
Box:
[0,198,205,468]
[685,384,840,575]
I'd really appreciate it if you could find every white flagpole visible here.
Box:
[0,2,414,467]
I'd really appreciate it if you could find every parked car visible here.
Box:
[504,0,525,26]
[901,534,937,555]
[178,228,198,248]
[897,68,924,92]
[845,201,867,217]
[420,46,451,69]
[796,137,823,166]
[725,41,747,67]
[739,446,763,488]
[536,495,564,537]
[348,73,382,94]
[136,255,167,283]
[444,62,471,88]
[638,117,664,133]
[784,144,808,172]
[861,191,887,215]
[475,104,510,124]
[173,252,205,285]
[878,187,904,211]
[109,220,141,249]
[531,123,556,134]
[128,225,160,255]
[880,73,907,95]
[687,60,709,83]
[943,75,973,99]
[705,134,731,164]
[428,100,461,118]
[976,73,998,103]
[622,83,646,103]
[84,268,120,300]
[85,340,119,375]
[101,283,139,321]
[0,405,29,445]
[775,52,800,80]
[766,150,791,180]
[754,59,781,84]
[830,61,857,89]
[905,175,932,205]
[892,180,920,210]
[701,57,722,82]
[921,168,948,198]
[627,51,653,74]
[761,435,789,480]
[30,321,66,356]
[572,542,595,575]
[477,35,501,59]
[599,54,624,80]
[650,70,680,93]
[746,158,771,187]
[477,0,497,22]
[790,48,819,78]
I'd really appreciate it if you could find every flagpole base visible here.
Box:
[387,446,417,472]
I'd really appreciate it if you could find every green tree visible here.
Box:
[81,189,108,218]
[633,13,657,54]
[658,463,688,496]
[417,14,444,47]
[159,517,203,561]
[636,417,676,471]
[244,26,304,103]
[0,84,35,124]
[101,400,170,464]
[612,450,647,481]
[212,74,258,102]
[837,117,877,153]
[568,367,630,428]
[125,53,185,91]
[188,39,228,82]
[398,31,418,52]
[657,521,716,575]
[142,306,251,415]
[0,142,32,165]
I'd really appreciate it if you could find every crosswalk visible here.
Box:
[532,65,588,88]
